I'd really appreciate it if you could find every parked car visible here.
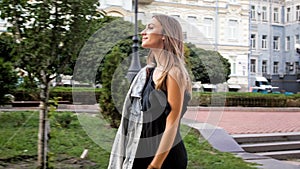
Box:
[251,77,278,93]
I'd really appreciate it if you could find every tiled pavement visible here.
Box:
[183,106,300,169]
[183,107,300,135]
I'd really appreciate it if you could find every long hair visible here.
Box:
[147,14,192,93]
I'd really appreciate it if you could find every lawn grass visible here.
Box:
[0,111,257,168]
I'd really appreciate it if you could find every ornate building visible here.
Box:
[100,0,250,91]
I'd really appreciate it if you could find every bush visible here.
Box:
[49,111,78,128]
[0,58,18,105]
[99,45,129,128]
[189,92,299,107]
[12,87,102,104]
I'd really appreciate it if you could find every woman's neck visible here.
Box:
[152,48,165,68]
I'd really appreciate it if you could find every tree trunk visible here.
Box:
[37,70,50,169]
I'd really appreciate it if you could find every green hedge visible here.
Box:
[12,87,102,105]
[189,92,300,107]
[12,88,300,107]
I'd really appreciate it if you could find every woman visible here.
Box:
[108,14,191,169]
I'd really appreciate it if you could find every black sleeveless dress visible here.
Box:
[132,68,190,169]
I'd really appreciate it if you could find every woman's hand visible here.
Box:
[147,164,160,169]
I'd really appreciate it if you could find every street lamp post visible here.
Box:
[127,0,141,82]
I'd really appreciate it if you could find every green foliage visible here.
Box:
[186,43,231,84]
[189,92,297,107]
[12,87,102,104]
[0,33,18,105]
[48,97,76,129]
[50,111,78,128]
[0,58,18,105]
[99,45,129,128]
[51,87,102,92]
[99,40,148,127]
[0,1,106,167]
[0,0,105,90]
[0,33,15,62]
[75,18,148,127]
[73,17,147,84]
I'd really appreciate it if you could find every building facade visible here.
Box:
[250,0,300,93]
[100,0,251,91]
[1,0,298,92]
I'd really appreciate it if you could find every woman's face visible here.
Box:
[141,17,164,49]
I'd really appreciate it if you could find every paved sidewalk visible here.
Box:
[184,106,300,134]
[183,106,300,169]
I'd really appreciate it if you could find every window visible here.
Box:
[262,60,267,73]
[273,62,279,74]
[262,35,267,49]
[273,7,279,23]
[250,59,256,73]
[231,62,236,74]
[285,62,294,73]
[286,36,290,51]
[173,14,180,18]
[285,62,290,73]
[183,32,187,41]
[171,15,180,19]
[251,34,256,49]
[204,17,213,38]
[273,36,279,51]
[262,6,268,21]
[286,7,291,22]
[297,5,300,21]
[187,16,197,23]
[296,34,300,44]
[291,62,295,72]
[228,19,238,39]
[251,5,256,20]
[296,62,300,74]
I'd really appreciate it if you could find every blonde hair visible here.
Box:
[147,14,192,93]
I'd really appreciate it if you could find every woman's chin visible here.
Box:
[141,44,150,48]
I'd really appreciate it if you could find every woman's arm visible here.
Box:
[149,71,184,169]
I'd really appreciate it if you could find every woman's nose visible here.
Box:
[140,30,146,36]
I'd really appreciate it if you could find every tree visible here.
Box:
[186,43,231,84]
[73,18,147,127]
[0,0,104,168]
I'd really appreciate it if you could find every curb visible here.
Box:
[1,105,300,112]
[188,106,300,112]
